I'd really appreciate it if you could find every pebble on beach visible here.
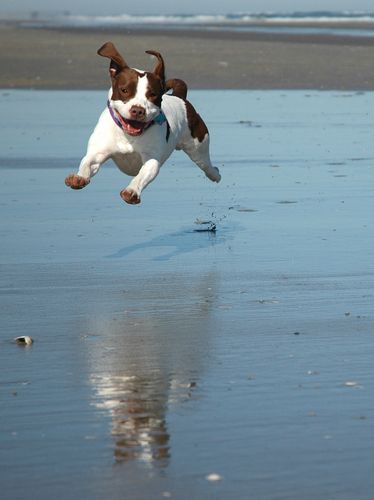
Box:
[344,381,359,387]
[15,336,34,346]
[206,473,223,482]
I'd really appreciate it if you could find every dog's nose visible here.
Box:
[129,105,146,121]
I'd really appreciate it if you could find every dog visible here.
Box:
[65,41,221,204]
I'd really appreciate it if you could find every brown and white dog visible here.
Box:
[65,42,221,204]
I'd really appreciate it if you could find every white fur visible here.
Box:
[73,79,221,202]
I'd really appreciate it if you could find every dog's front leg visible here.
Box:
[65,152,108,190]
[120,159,160,205]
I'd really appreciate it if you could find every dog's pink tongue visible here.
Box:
[124,120,144,136]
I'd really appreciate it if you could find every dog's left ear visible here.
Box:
[146,50,166,87]
[97,42,129,78]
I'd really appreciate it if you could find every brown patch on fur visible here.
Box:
[166,79,188,99]
[65,174,90,189]
[165,78,207,141]
[110,68,140,101]
[145,72,164,108]
[120,188,141,205]
[185,100,209,142]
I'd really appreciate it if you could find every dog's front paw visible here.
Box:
[120,188,141,205]
[65,174,90,190]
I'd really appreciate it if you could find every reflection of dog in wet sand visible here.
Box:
[86,272,218,466]
[65,42,221,204]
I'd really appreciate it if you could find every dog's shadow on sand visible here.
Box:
[107,226,224,261]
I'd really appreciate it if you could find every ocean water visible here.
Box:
[20,11,374,38]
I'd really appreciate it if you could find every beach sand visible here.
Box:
[2,21,374,89]
[1,89,374,499]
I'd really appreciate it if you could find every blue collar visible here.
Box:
[154,111,167,125]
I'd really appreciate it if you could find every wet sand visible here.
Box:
[2,21,374,89]
[1,89,374,499]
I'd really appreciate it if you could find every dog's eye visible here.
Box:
[120,87,128,94]
[149,91,157,98]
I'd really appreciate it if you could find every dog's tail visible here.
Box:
[165,79,188,100]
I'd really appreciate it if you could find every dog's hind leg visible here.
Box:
[180,101,221,183]
[181,133,221,183]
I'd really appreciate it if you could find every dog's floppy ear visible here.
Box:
[97,42,129,77]
[146,50,166,87]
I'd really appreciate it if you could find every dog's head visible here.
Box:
[98,42,166,136]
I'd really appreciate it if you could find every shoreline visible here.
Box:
[2,22,374,90]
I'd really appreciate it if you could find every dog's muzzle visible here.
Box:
[107,101,169,138]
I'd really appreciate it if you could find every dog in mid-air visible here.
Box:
[65,42,221,204]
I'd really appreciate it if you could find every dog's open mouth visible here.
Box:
[107,102,156,136]
[122,118,149,136]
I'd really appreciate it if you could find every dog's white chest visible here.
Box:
[112,150,143,176]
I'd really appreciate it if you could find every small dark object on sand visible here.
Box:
[194,219,217,233]
[15,336,34,346]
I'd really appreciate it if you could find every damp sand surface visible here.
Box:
[3,22,374,90]
[1,90,374,499]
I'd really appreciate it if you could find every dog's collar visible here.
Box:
[107,100,167,134]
